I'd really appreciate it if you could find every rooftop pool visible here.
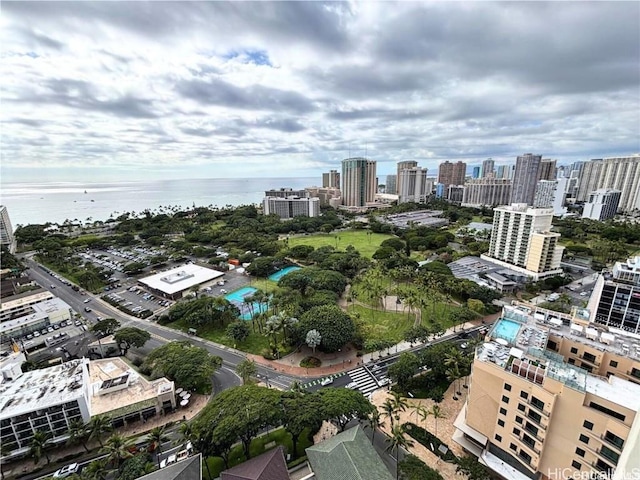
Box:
[490,318,522,344]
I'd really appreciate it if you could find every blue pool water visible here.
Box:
[268,266,301,282]
[491,318,522,344]
[225,287,269,320]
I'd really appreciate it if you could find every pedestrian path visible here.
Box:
[347,367,380,396]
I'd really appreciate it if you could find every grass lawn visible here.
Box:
[204,427,313,479]
[247,278,280,292]
[166,317,271,355]
[348,304,416,349]
[286,230,395,258]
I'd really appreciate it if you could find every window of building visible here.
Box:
[604,431,625,450]
[517,404,526,412]
[525,422,539,437]
[513,428,521,436]
[572,461,582,470]
[502,395,510,404]
[510,443,517,451]
[519,450,532,465]
[589,402,626,422]
[579,434,589,444]
[522,434,535,449]
[515,416,523,424]
[600,445,620,464]
[530,397,545,411]
[495,434,502,442]
[568,358,576,365]
[576,447,585,458]
[528,410,542,424]
[570,347,578,354]
[631,368,640,379]
[583,352,597,363]
[499,407,507,416]
[504,383,512,391]
[520,391,528,400]
[498,419,505,428]
[609,360,618,368]
[583,420,594,430]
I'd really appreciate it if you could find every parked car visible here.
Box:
[320,377,333,386]
[346,382,358,390]
[53,463,79,478]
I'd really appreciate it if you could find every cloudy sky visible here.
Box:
[2,1,639,183]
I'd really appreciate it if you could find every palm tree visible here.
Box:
[88,415,113,447]
[367,409,385,445]
[81,459,109,480]
[386,424,414,480]
[236,359,257,385]
[67,419,90,453]
[29,430,52,465]
[429,404,446,437]
[415,404,430,428]
[381,399,397,427]
[147,426,169,468]
[445,350,464,399]
[390,391,409,423]
[176,422,194,447]
[101,433,133,468]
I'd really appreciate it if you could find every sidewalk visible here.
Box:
[248,315,497,379]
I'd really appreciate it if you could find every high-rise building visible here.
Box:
[482,158,495,178]
[511,154,542,205]
[588,256,640,334]
[455,304,640,480]
[398,167,429,204]
[264,188,308,198]
[462,178,512,208]
[497,165,514,180]
[582,189,622,221]
[481,204,564,279]
[472,166,481,179]
[385,175,397,195]
[551,177,569,216]
[577,156,640,212]
[322,170,340,188]
[0,206,16,254]
[396,161,418,195]
[305,187,341,207]
[447,185,465,203]
[537,159,557,181]
[262,196,320,219]
[341,158,377,207]
[438,161,467,189]
[533,180,557,208]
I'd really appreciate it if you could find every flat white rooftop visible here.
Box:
[0,297,71,335]
[0,359,88,419]
[1,291,54,313]
[585,375,640,412]
[138,264,223,295]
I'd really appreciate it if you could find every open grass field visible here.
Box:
[205,427,313,478]
[348,304,416,347]
[286,230,395,258]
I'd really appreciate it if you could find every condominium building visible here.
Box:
[396,161,418,195]
[398,167,429,204]
[0,206,16,254]
[473,166,481,179]
[482,158,495,178]
[438,161,467,189]
[551,177,569,217]
[533,181,557,209]
[262,196,320,219]
[322,170,340,188]
[582,189,622,221]
[305,187,341,207]
[462,178,512,208]
[481,204,564,280]
[497,165,515,180]
[537,159,557,181]
[341,158,377,207]
[587,256,640,334]
[454,305,640,480]
[576,156,640,212]
[447,185,465,203]
[511,154,542,205]
[264,188,308,199]
[385,174,397,194]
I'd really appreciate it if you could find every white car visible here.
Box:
[378,377,390,386]
[83,298,91,303]
[346,382,358,390]
[320,377,333,386]
[580,292,589,296]
[220,289,227,294]
[160,454,177,469]
[53,463,79,478]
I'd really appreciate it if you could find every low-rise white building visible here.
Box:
[138,264,224,300]
[262,196,320,219]
[1,296,72,342]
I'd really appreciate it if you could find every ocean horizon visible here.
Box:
[1,176,318,228]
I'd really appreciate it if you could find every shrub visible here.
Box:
[300,356,321,368]
[399,454,444,480]
[403,423,458,463]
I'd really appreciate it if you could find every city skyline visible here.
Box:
[2,1,639,183]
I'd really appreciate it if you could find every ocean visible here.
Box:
[1,177,317,228]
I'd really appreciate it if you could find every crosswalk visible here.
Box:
[301,371,347,389]
[348,367,380,395]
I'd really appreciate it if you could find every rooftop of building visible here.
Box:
[220,446,289,480]
[494,203,554,215]
[89,357,173,417]
[0,359,88,419]
[448,256,529,284]
[138,264,224,295]
[139,454,201,480]
[614,256,640,274]
[379,210,447,228]
[0,290,54,312]
[0,297,71,335]
[477,305,640,402]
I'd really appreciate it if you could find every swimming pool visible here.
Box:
[225,287,269,320]
[490,318,522,344]
[268,266,301,282]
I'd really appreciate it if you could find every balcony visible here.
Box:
[523,426,545,443]
[527,400,550,417]
[600,434,624,451]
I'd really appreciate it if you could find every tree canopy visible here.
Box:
[113,327,151,355]
[298,305,355,352]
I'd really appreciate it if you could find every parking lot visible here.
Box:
[18,319,89,353]
[102,286,172,318]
